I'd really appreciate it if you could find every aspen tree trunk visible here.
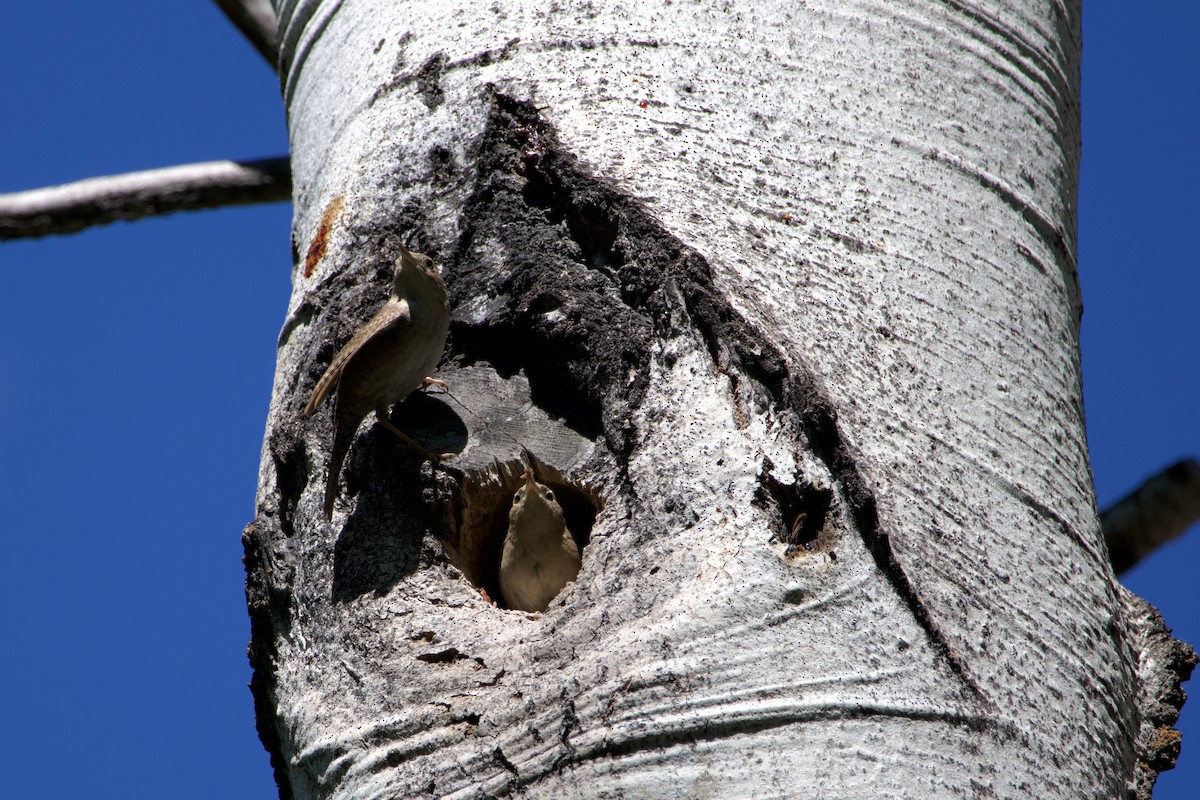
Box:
[244,1,1193,797]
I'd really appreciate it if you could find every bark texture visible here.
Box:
[245,1,1193,797]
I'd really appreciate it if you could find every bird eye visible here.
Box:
[543,490,555,502]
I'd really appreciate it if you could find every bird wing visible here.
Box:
[303,299,410,415]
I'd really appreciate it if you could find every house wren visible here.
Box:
[499,469,582,612]
[303,244,452,520]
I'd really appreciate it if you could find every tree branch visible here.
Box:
[0,158,291,241]
[213,0,279,66]
[1102,459,1200,574]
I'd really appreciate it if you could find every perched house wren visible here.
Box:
[500,468,582,612]
[303,243,451,520]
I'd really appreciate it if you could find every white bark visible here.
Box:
[0,158,289,240]
[245,1,1192,798]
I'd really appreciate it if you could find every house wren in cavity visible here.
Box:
[303,243,452,520]
[500,469,582,612]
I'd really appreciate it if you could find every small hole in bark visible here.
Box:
[754,462,833,549]
[441,452,602,611]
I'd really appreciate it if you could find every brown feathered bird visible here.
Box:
[304,244,451,520]
[499,469,582,612]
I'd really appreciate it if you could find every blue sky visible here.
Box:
[0,4,1195,798]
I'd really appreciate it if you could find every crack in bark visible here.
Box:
[802,400,986,704]
[584,700,999,765]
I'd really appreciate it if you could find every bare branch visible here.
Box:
[0,158,291,241]
[213,0,279,66]
[1103,459,1200,574]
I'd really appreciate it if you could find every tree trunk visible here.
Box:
[244,1,1193,797]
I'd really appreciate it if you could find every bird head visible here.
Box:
[392,241,445,302]
[512,468,565,525]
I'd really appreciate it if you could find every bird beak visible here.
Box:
[396,243,424,274]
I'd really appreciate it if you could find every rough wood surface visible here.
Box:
[245,1,1193,798]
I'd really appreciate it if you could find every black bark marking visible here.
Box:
[268,423,309,539]
[243,521,296,800]
[555,695,581,769]
[414,52,447,109]
[446,95,655,459]
[493,747,519,775]
[414,647,484,665]
[446,91,984,703]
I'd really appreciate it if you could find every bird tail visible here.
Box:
[323,399,358,520]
